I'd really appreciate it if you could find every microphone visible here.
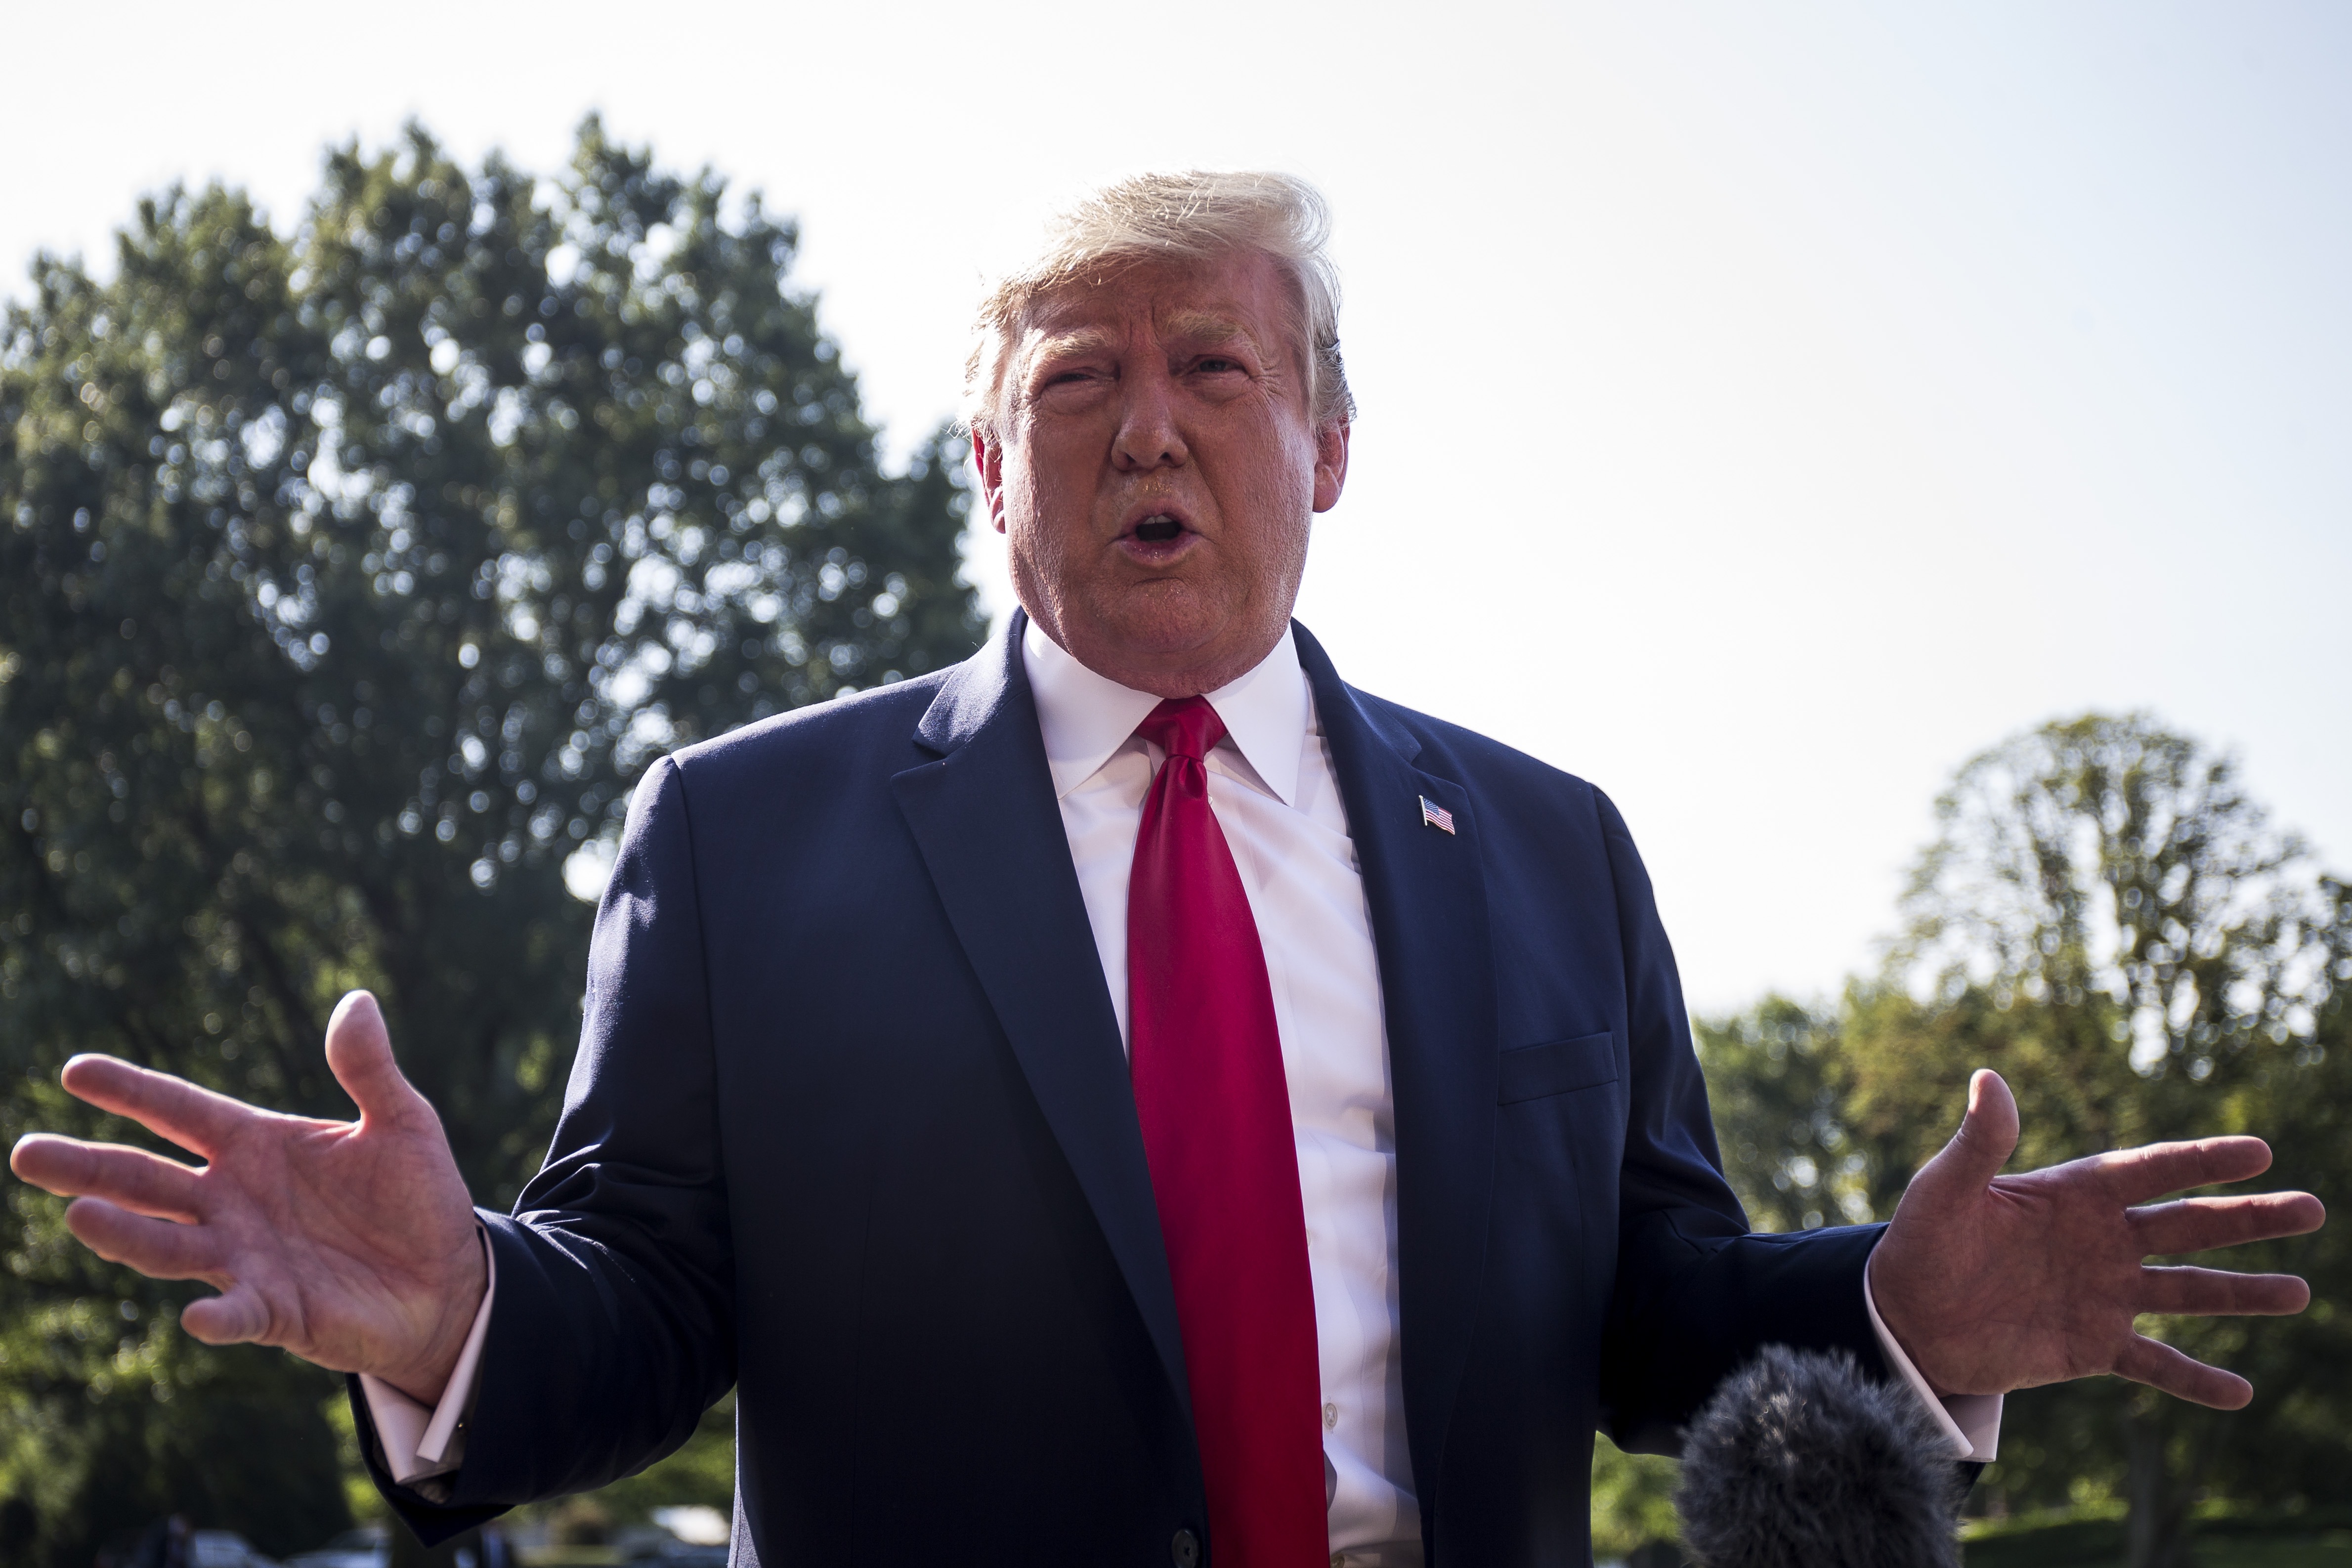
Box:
[1673,1345,1965,1568]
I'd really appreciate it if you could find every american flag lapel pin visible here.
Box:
[1419,795,1456,835]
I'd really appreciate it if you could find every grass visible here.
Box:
[1964,1514,2128,1567]
[526,1514,2352,1568]
[1962,1513,2352,1568]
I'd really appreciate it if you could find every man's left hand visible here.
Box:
[1868,1068,2325,1408]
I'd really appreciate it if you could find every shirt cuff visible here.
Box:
[1862,1254,2002,1461]
[358,1226,496,1487]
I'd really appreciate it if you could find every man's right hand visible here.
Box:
[7,990,486,1406]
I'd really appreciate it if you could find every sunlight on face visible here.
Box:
[973,252,1348,698]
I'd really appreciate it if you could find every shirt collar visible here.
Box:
[1022,615,1308,806]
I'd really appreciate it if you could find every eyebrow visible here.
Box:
[1024,327,1119,367]
[1022,313,1267,373]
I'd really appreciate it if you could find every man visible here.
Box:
[11,172,2324,1567]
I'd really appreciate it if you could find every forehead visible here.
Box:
[1014,249,1295,352]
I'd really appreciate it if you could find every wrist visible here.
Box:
[379,1225,490,1405]
[1866,1240,1952,1398]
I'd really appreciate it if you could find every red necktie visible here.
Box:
[1127,697,1326,1568]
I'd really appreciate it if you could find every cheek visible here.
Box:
[1007,421,1091,504]
[1226,428,1318,536]
[1254,438,1321,579]
[1000,450,1082,570]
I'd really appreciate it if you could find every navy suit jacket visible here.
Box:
[366,615,1889,1566]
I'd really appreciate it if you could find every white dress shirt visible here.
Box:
[367,623,1999,1541]
[1025,619,1420,1560]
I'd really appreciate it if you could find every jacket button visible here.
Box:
[1171,1528,1201,1568]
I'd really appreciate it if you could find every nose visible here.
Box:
[1110,365,1188,473]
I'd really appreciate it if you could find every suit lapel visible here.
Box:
[889,616,1193,1420]
[891,616,1499,1509]
[1295,622,1498,1522]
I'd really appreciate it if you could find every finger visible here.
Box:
[9,1134,205,1222]
[57,1054,246,1157]
[62,1197,218,1281]
[2133,1191,2326,1256]
[181,1284,270,1346]
[2099,1135,2274,1205]
[1937,1068,2020,1189]
[2113,1333,2253,1410]
[324,991,424,1126]
[2137,1265,2312,1317]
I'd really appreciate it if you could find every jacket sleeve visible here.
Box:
[1589,787,1888,1456]
[365,754,737,1541]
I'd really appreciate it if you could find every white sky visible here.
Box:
[6,1,2345,1013]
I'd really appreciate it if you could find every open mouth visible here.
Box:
[1116,503,1197,563]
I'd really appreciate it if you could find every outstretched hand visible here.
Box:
[8,991,484,1404]
[1869,1069,2325,1409]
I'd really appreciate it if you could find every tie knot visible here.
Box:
[1136,696,1228,763]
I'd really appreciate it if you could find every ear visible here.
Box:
[1311,419,1351,514]
[970,428,1009,535]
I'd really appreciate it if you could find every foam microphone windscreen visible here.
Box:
[1674,1345,1965,1568]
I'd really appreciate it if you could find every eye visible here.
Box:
[1031,362,1109,401]
[1193,356,1244,374]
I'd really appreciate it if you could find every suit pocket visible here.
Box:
[1497,1031,1619,1103]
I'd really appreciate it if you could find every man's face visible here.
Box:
[973,249,1350,697]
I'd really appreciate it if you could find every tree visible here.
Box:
[1704,715,2347,1568]
[1695,995,1894,1235]
[1588,1433,1683,1564]
[0,118,982,1566]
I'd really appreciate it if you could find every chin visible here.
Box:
[1102,589,1227,655]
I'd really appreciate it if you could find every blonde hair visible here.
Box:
[963,170,1355,438]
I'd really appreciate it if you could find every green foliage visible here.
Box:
[562,1392,736,1520]
[0,1295,348,1562]
[1,117,979,1566]
[1877,715,2337,1155]
[1696,995,1890,1232]
[1589,1432,1683,1560]
[1700,715,2350,1568]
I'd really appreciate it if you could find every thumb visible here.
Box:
[1934,1067,2020,1190]
[182,1283,270,1346]
[324,991,423,1127]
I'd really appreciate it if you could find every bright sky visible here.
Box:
[6,1,2345,1014]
